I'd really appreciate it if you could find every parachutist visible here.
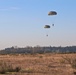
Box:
[46,35,48,36]
[52,24,54,26]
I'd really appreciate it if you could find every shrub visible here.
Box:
[71,59,76,69]
[0,61,21,74]
[15,66,21,72]
[62,56,76,74]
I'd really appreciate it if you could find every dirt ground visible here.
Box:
[0,53,76,75]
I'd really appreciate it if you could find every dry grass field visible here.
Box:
[0,53,76,75]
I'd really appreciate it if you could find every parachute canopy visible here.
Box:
[48,11,57,15]
[44,25,50,28]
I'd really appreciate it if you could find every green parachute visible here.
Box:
[44,25,50,28]
[48,11,57,15]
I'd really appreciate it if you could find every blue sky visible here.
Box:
[0,0,76,49]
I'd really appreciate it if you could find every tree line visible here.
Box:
[0,46,76,54]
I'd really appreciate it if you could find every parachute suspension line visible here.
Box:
[45,29,49,37]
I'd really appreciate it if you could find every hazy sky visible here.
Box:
[0,0,76,49]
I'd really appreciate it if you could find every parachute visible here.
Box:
[48,11,57,26]
[44,25,50,36]
[48,11,57,15]
[44,25,50,28]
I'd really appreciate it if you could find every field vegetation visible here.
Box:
[0,53,76,75]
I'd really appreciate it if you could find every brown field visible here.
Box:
[0,53,76,75]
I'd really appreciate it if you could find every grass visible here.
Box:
[62,55,76,75]
[0,61,21,74]
[0,53,76,75]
